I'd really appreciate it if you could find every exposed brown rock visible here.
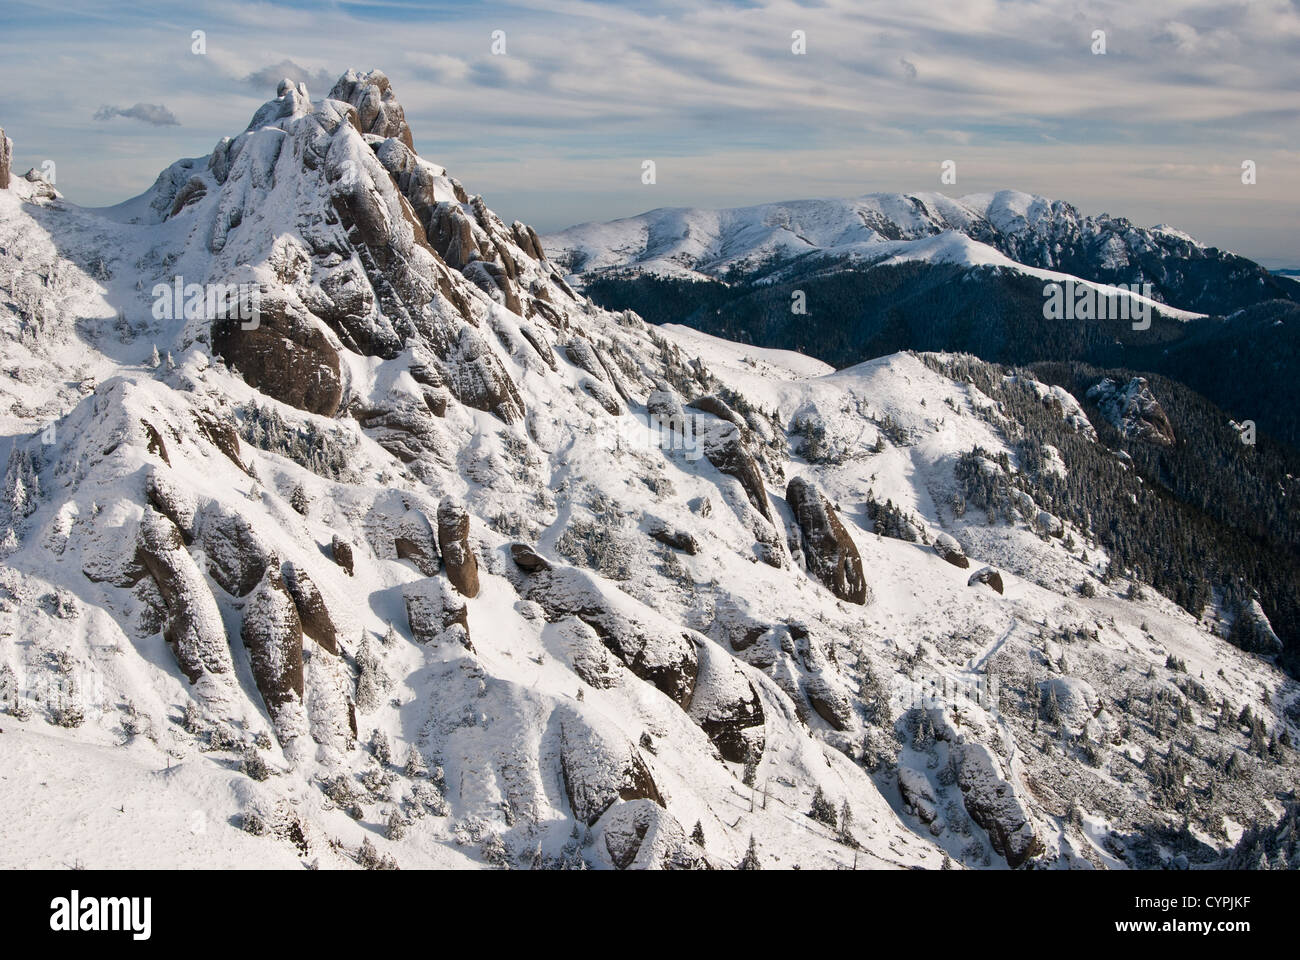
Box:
[197,504,273,597]
[141,419,170,465]
[689,394,746,430]
[558,715,663,825]
[242,566,305,742]
[702,424,771,522]
[283,562,339,654]
[785,477,867,605]
[327,69,414,149]
[649,521,699,555]
[403,577,470,649]
[958,742,1043,867]
[330,535,355,576]
[932,532,970,569]
[0,128,10,190]
[212,298,342,417]
[135,508,234,685]
[437,497,480,598]
[968,566,1004,594]
[509,542,551,573]
[524,568,698,708]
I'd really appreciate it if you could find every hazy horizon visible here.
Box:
[3,0,1297,264]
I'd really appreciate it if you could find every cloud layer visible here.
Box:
[1,0,1296,262]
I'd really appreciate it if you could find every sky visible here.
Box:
[1,0,1297,265]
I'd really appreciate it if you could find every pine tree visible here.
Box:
[809,786,837,827]
[370,729,391,766]
[404,744,427,778]
[691,820,705,846]
[148,344,160,368]
[385,809,406,841]
[738,834,761,870]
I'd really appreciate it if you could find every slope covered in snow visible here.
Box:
[1,73,1296,872]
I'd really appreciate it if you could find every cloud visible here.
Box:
[242,59,337,95]
[6,0,1296,261]
[93,103,180,126]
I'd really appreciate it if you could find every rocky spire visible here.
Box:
[0,127,11,190]
[328,69,414,150]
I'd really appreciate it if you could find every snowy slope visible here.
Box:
[1,74,1296,872]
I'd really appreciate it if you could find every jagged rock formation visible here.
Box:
[436,498,479,598]
[785,477,867,604]
[1085,376,1174,445]
[957,743,1043,867]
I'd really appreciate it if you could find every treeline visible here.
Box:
[925,354,1300,676]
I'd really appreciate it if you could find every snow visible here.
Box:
[1,74,1295,872]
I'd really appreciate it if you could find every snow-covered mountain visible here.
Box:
[545,191,1291,317]
[1,75,1297,872]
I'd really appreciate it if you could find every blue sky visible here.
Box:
[2,0,1297,263]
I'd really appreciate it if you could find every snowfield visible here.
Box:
[0,74,1295,871]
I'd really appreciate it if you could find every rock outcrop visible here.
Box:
[282,563,339,654]
[403,577,470,648]
[785,477,867,605]
[437,497,480,598]
[557,712,663,825]
[212,298,342,417]
[1229,598,1284,657]
[241,566,306,742]
[1086,376,1174,445]
[702,423,771,522]
[328,69,414,149]
[135,508,235,690]
[0,128,11,190]
[968,566,1004,594]
[957,742,1042,867]
[932,532,969,569]
[599,800,709,870]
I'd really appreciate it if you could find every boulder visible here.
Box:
[282,562,339,654]
[242,566,306,743]
[702,423,771,522]
[968,566,1004,594]
[134,508,234,687]
[509,542,551,573]
[437,497,480,598]
[932,532,969,569]
[785,477,867,605]
[957,742,1043,867]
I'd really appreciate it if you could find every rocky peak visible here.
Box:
[328,69,414,150]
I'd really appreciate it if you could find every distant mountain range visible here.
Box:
[546,193,1300,448]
